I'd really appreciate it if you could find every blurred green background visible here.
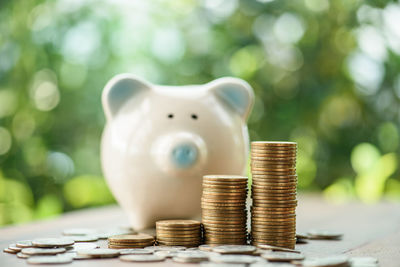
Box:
[1,0,400,226]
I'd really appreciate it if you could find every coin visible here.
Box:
[77,248,120,258]
[156,220,201,228]
[172,251,209,263]
[3,248,17,254]
[307,230,343,240]
[255,244,301,253]
[302,256,349,267]
[119,248,153,255]
[32,238,74,248]
[119,254,166,262]
[212,245,256,255]
[8,244,22,252]
[21,248,66,255]
[16,252,30,258]
[210,254,260,264]
[62,228,97,236]
[261,251,304,262]
[109,233,154,243]
[16,240,33,248]
[27,255,73,265]
[69,235,99,242]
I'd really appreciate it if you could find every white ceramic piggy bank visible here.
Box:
[101,74,254,230]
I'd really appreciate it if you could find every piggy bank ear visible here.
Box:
[102,74,151,120]
[209,77,255,121]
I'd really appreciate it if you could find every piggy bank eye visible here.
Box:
[167,113,174,119]
[191,114,198,120]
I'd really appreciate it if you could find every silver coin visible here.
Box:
[27,255,73,265]
[211,255,260,264]
[68,242,99,252]
[303,256,349,267]
[151,246,186,251]
[77,248,120,258]
[201,263,246,267]
[154,250,179,258]
[251,263,295,267]
[16,252,30,259]
[174,251,210,262]
[21,248,66,255]
[32,238,74,248]
[3,248,17,254]
[16,240,34,248]
[69,235,99,242]
[62,228,96,236]
[350,257,378,264]
[212,245,257,254]
[8,244,22,252]
[119,248,153,255]
[307,230,343,240]
[256,244,301,254]
[119,254,166,262]
[262,252,305,262]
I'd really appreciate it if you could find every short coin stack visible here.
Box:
[108,234,155,249]
[201,175,248,245]
[156,220,201,247]
[250,141,297,249]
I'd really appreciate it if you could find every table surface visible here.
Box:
[1,194,399,267]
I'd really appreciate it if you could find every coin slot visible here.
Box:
[167,113,174,119]
[191,114,198,120]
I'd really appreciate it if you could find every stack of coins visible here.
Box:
[156,220,201,247]
[250,141,297,249]
[108,234,155,249]
[201,175,248,245]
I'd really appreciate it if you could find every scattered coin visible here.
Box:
[68,242,99,252]
[16,252,30,259]
[8,244,22,252]
[210,254,260,264]
[16,240,33,248]
[77,248,120,258]
[302,256,349,267]
[307,230,343,240]
[69,235,99,242]
[32,238,75,248]
[27,255,73,265]
[3,248,18,254]
[119,254,166,262]
[350,256,378,264]
[201,262,246,267]
[119,248,153,255]
[254,244,301,254]
[172,251,210,263]
[262,251,305,262]
[62,228,97,236]
[212,245,257,255]
[21,248,66,255]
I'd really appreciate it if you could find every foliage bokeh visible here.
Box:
[0,0,400,226]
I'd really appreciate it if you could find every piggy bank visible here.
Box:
[101,74,254,230]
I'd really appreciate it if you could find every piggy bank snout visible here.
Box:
[171,143,198,169]
[153,132,207,174]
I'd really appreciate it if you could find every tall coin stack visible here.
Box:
[156,220,201,247]
[201,175,248,245]
[250,141,297,249]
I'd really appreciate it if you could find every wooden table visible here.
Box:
[1,194,399,266]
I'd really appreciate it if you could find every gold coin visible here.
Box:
[108,234,154,243]
[203,225,247,231]
[156,220,201,228]
[251,176,297,182]
[157,236,201,242]
[251,189,297,195]
[251,195,297,201]
[202,184,248,189]
[251,141,297,147]
[251,172,297,177]
[202,216,246,222]
[203,175,248,182]
[252,174,297,178]
[252,183,296,189]
[251,152,297,158]
[201,197,246,203]
[251,156,297,161]
[201,204,245,210]
[251,162,296,168]
[202,191,247,196]
[202,209,247,215]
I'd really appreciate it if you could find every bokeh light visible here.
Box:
[0,0,399,226]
